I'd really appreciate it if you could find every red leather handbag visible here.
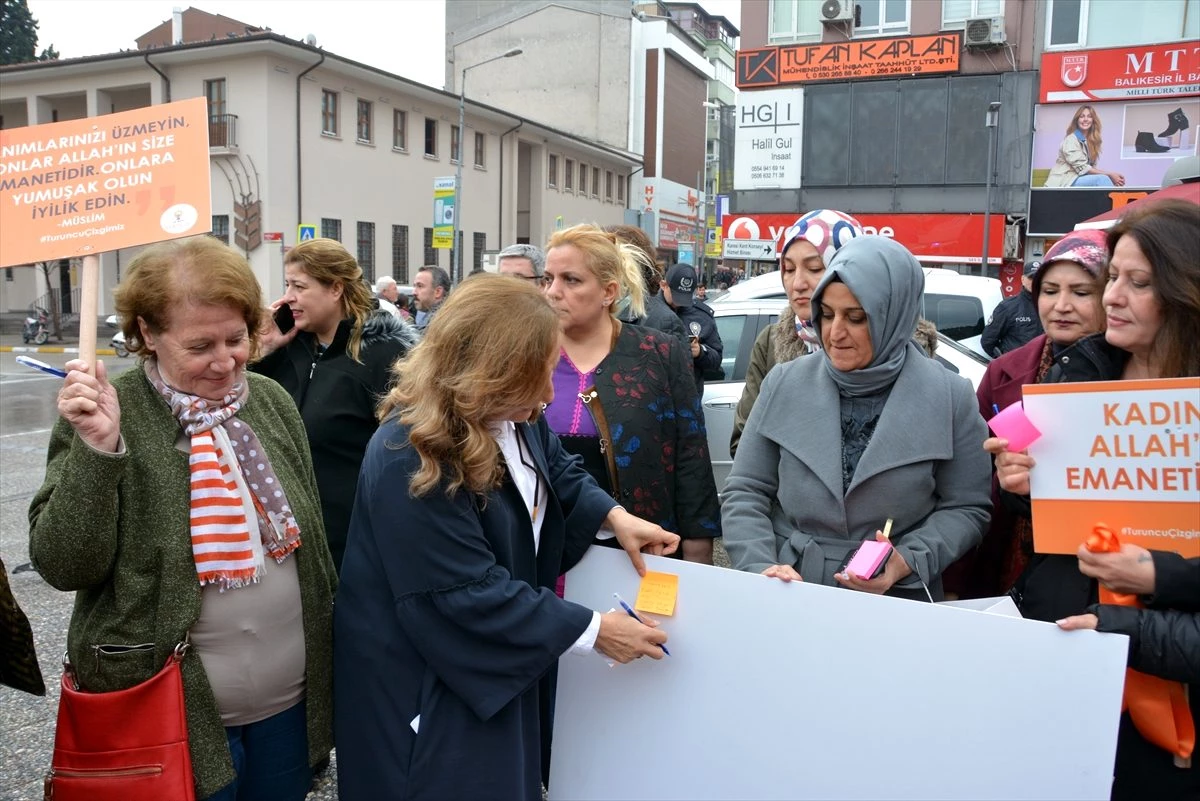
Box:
[44,642,195,801]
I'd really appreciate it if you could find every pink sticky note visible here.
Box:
[988,400,1042,451]
[845,540,892,579]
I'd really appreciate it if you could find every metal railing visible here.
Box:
[209,114,238,149]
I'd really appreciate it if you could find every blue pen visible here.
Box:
[613,592,670,656]
[16,355,68,378]
[992,403,1001,416]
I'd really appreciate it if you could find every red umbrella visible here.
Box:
[1074,181,1200,230]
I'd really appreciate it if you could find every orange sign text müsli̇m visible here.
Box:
[0,97,212,268]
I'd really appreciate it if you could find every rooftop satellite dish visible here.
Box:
[304,34,317,46]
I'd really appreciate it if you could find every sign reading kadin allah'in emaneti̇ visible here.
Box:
[733,87,803,191]
[0,97,213,268]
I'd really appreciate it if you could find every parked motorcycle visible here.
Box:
[105,314,129,358]
[22,306,49,345]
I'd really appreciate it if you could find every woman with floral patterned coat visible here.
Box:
[541,224,720,565]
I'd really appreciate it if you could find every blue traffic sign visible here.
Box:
[297,224,316,242]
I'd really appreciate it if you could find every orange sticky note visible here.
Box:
[635,571,679,616]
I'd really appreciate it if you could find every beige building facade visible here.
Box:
[0,33,637,317]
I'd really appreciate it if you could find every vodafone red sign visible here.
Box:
[721,212,1006,264]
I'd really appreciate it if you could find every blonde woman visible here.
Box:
[254,238,418,570]
[542,224,721,564]
[333,274,678,800]
[1044,104,1126,188]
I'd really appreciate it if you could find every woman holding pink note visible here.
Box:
[943,229,1108,599]
[723,237,991,600]
[994,200,1199,801]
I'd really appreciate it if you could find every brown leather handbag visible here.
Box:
[44,641,195,801]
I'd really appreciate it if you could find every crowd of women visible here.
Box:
[10,198,1198,801]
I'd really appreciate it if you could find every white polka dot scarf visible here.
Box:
[145,358,302,590]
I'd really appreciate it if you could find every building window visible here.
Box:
[423,227,436,264]
[357,99,373,143]
[321,90,339,136]
[1046,0,1087,48]
[855,0,909,36]
[204,78,226,117]
[211,215,230,245]
[450,124,462,164]
[548,154,559,188]
[564,158,575,191]
[424,118,438,157]
[616,176,625,204]
[768,0,821,43]
[393,109,407,150]
[321,218,342,242]
[605,170,614,201]
[4,268,12,281]
[392,224,409,281]
[942,0,1003,27]
[578,163,587,195]
[474,132,485,168]
[591,167,600,198]
[473,232,486,272]
[357,222,375,281]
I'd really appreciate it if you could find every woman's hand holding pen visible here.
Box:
[985,437,1034,496]
[58,359,121,453]
[594,612,667,663]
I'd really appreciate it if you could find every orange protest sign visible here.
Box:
[0,97,212,268]
[1023,378,1200,558]
[635,571,679,617]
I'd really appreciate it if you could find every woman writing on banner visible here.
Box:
[1044,104,1126,188]
[29,236,338,801]
[333,274,679,801]
[722,236,991,599]
[943,229,1109,600]
[994,200,1200,800]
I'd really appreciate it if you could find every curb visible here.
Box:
[1,346,119,356]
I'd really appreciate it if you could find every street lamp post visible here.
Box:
[981,101,1001,277]
[454,47,522,283]
[700,101,720,285]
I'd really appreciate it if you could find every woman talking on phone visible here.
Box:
[254,238,418,570]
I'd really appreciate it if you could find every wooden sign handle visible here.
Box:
[78,254,99,374]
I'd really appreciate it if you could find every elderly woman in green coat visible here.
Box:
[29,236,337,801]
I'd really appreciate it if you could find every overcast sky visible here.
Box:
[28,0,744,90]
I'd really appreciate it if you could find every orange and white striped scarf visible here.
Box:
[146,359,301,590]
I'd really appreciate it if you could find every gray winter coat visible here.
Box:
[722,346,992,599]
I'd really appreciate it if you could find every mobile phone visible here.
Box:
[274,304,295,334]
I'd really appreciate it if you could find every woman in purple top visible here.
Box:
[541,224,720,565]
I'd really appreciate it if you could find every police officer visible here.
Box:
[981,260,1044,357]
[662,263,723,393]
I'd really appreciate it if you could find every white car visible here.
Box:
[703,298,990,491]
[712,267,1003,357]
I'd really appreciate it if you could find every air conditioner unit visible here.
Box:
[964,15,1006,47]
[820,0,854,24]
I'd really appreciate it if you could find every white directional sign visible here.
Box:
[723,238,778,260]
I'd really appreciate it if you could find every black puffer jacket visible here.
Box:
[1094,552,1200,801]
[981,289,1042,357]
[620,292,689,354]
[252,312,419,570]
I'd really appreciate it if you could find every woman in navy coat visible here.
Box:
[334,274,680,801]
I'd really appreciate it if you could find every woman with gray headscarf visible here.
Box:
[722,237,991,600]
